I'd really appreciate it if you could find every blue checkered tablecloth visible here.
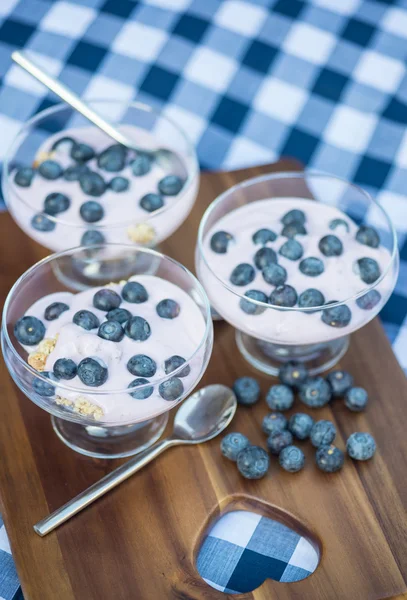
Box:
[0,0,406,597]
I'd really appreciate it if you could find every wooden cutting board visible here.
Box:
[0,160,406,600]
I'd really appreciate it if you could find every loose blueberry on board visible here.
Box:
[281,209,306,226]
[31,213,56,232]
[221,432,250,461]
[239,290,268,315]
[159,377,184,401]
[281,222,307,238]
[262,263,287,286]
[81,230,105,246]
[300,377,332,408]
[346,432,376,461]
[80,200,104,223]
[14,316,45,346]
[44,192,70,216]
[298,288,325,308]
[38,160,63,180]
[345,387,368,412]
[356,225,380,249]
[128,377,154,400]
[127,354,157,378]
[321,304,352,328]
[279,445,305,473]
[318,235,343,257]
[51,136,76,152]
[288,413,314,440]
[156,299,180,319]
[158,175,184,196]
[79,172,106,197]
[279,239,304,261]
[233,376,260,406]
[131,154,152,176]
[98,320,125,342]
[122,281,148,304]
[237,446,270,479]
[356,257,381,284]
[267,429,293,455]
[140,193,164,212]
[252,228,277,245]
[106,307,132,325]
[266,385,294,411]
[356,290,381,310]
[326,370,353,397]
[33,372,55,397]
[329,218,350,233]
[299,257,324,277]
[279,361,308,388]
[269,284,298,307]
[310,420,336,448]
[44,302,69,321]
[164,355,191,377]
[109,176,129,193]
[97,144,127,172]
[262,412,288,436]
[53,358,77,380]
[93,289,121,311]
[210,231,234,254]
[77,357,108,387]
[14,167,35,187]
[316,445,345,473]
[124,316,151,341]
[71,142,95,163]
[254,247,277,270]
[230,263,256,286]
[73,310,100,330]
[64,164,90,182]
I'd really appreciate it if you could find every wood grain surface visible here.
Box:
[0,160,406,600]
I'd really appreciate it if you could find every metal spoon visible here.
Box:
[11,51,185,174]
[34,384,236,537]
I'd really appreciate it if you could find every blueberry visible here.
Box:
[109,176,129,192]
[252,228,277,245]
[230,263,255,286]
[262,412,288,435]
[122,281,148,304]
[51,136,76,152]
[267,430,293,455]
[31,213,55,232]
[279,445,305,473]
[73,310,99,330]
[300,377,331,408]
[127,354,157,378]
[298,289,325,308]
[125,316,151,341]
[81,230,105,246]
[279,362,308,388]
[233,376,260,406]
[106,307,131,324]
[158,175,184,196]
[356,225,380,249]
[281,209,306,226]
[269,284,297,307]
[321,304,352,328]
[64,164,90,182]
[71,142,95,162]
[210,231,234,254]
[329,218,349,233]
[140,193,164,212]
[326,370,353,397]
[80,200,104,223]
[221,432,250,461]
[239,290,268,315]
[318,235,343,257]
[14,167,35,187]
[164,355,190,377]
[98,320,124,342]
[156,299,180,319]
[77,357,108,387]
[38,160,63,180]
[266,385,294,411]
[97,144,127,172]
[288,413,314,440]
[279,239,303,261]
[128,378,153,400]
[237,446,269,479]
[254,247,277,270]
[316,445,344,473]
[356,257,381,284]
[79,172,106,197]
[53,358,77,380]
[132,154,152,176]
[346,432,376,461]
[44,192,70,216]
[14,316,45,346]
[310,420,336,448]
[33,372,55,397]
[159,377,184,401]
[281,222,307,238]
[345,387,368,412]
[262,263,287,286]
[44,302,69,321]
[93,289,121,311]
[299,257,324,277]
[356,290,381,310]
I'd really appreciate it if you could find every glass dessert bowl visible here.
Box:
[2,244,213,459]
[2,99,199,252]
[196,171,398,376]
